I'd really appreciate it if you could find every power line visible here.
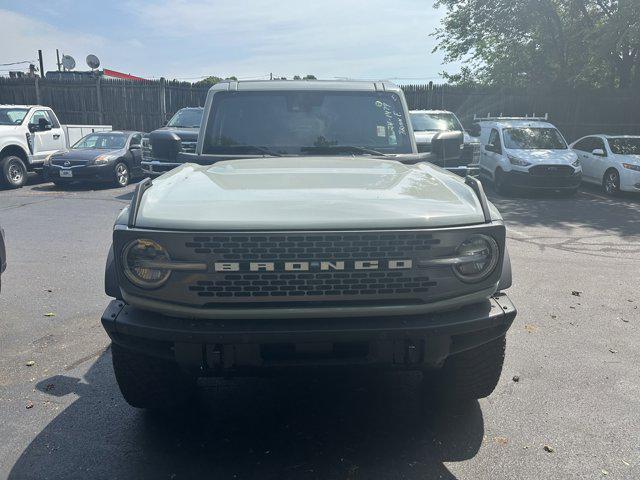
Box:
[0,60,35,67]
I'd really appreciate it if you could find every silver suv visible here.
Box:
[101,80,516,409]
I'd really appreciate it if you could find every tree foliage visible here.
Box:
[434,0,640,88]
[195,76,238,85]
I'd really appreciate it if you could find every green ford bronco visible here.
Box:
[101,80,516,409]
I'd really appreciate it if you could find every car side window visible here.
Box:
[592,137,607,156]
[30,110,50,127]
[573,137,593,152]
[487,128,502,154]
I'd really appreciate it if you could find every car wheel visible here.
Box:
[114,162,130,187]
[493,168,509,195]
[111,343,197,409]
[0,155,28,188]
[602,169,620,196]
[428,336,506,401]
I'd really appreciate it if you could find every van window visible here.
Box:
[503,128,567,150]
[487,128,502,153]
[607,138,640,155]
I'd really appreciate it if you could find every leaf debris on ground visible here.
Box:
[543,445,554,453]
[25,360,35,367]
[571,291,582,297]
[43,312,56,317]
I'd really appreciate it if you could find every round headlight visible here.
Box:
[122,239,171,289]
[453,234,499,282]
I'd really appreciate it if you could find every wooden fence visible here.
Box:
[1,77,639,141]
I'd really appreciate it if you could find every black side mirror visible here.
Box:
[28,123,38,133]
[431,131,464,161]
[149,130,181,160]
[468,123,481,137]
[38,118,52,131]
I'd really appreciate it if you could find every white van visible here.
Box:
[475,116,581,194]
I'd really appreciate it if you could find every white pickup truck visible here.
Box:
[0,104,111,188]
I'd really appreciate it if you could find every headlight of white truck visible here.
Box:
[453,234,499,282]
[122,239,172,289]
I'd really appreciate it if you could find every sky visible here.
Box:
[0,0,458,83]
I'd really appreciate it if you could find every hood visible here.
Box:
[414,130,476,145]
[55,148,124,162]
[507,149,577,165]
[135,156,487,230]
[612,153,640,164]
[157,127,199,141]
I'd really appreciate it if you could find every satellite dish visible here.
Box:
[61,55,76,70]
[86,54,100,70]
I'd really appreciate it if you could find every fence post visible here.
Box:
[159,77,167,126]
[34,77,41,105]
[96,76,104,124]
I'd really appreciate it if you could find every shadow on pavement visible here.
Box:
[9,350,484,480]
[484,183,640,237]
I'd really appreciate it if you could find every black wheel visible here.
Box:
[111,343,197,409]
[430,336,506,401]
[1,155,28,188]
[602,168,620,196]
[493,168,509,195]
[113,162,130,187]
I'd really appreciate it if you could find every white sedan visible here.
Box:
[570,135,640,195]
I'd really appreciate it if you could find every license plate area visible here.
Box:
[60,169,73,178]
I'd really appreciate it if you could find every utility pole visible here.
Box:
[38,50,44,78]
[270,72,273,80]
[56,49,61,71]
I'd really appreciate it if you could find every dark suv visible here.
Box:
[141,107,203,176]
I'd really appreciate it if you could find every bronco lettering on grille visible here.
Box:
[214,260,413,272]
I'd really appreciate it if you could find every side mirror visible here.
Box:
[431,130,464,161]
[149,130,181,161]
[468,123,481,137]
[38,118,52,131]
[28,123,39,133]
[592,148,605,157]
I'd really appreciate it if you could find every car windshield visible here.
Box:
[203,91,412,155]
[410,112,462,132]
[503,127,567,150]
[73,133,127,150]
[607,138,640,155]
[0,107,29,125]
[167,109,203,128]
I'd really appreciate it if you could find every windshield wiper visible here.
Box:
[300,145,387,156]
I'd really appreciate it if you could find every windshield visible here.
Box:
[73,133,127,150]
[0,107,29,126]
[167,109,203,128]
[410,112,462,132]
[203,91,412,155]
[503,128,567,150]
[608,138,640,155]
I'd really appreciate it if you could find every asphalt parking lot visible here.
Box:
[0,176,639,480]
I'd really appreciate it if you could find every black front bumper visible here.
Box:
[505,170,582,190]
[101,294,516,373]
[44,164,114,182]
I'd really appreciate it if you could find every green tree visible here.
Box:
[195,75,238,85]
[433,0,640,88]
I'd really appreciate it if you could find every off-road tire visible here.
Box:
[0,155,28,188]
[111,343,197,409]
[433,335,506,401]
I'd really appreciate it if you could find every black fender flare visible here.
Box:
[498,245,512,291]
[104,244,122,299]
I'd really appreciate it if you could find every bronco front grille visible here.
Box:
[184,232,441,260]
[188,271,437,299]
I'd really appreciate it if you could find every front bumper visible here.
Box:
[44,163,113,181]
[101,293,517,373]
[141,160,182,176]
[505,169,582,190]
[620,168,640,192]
